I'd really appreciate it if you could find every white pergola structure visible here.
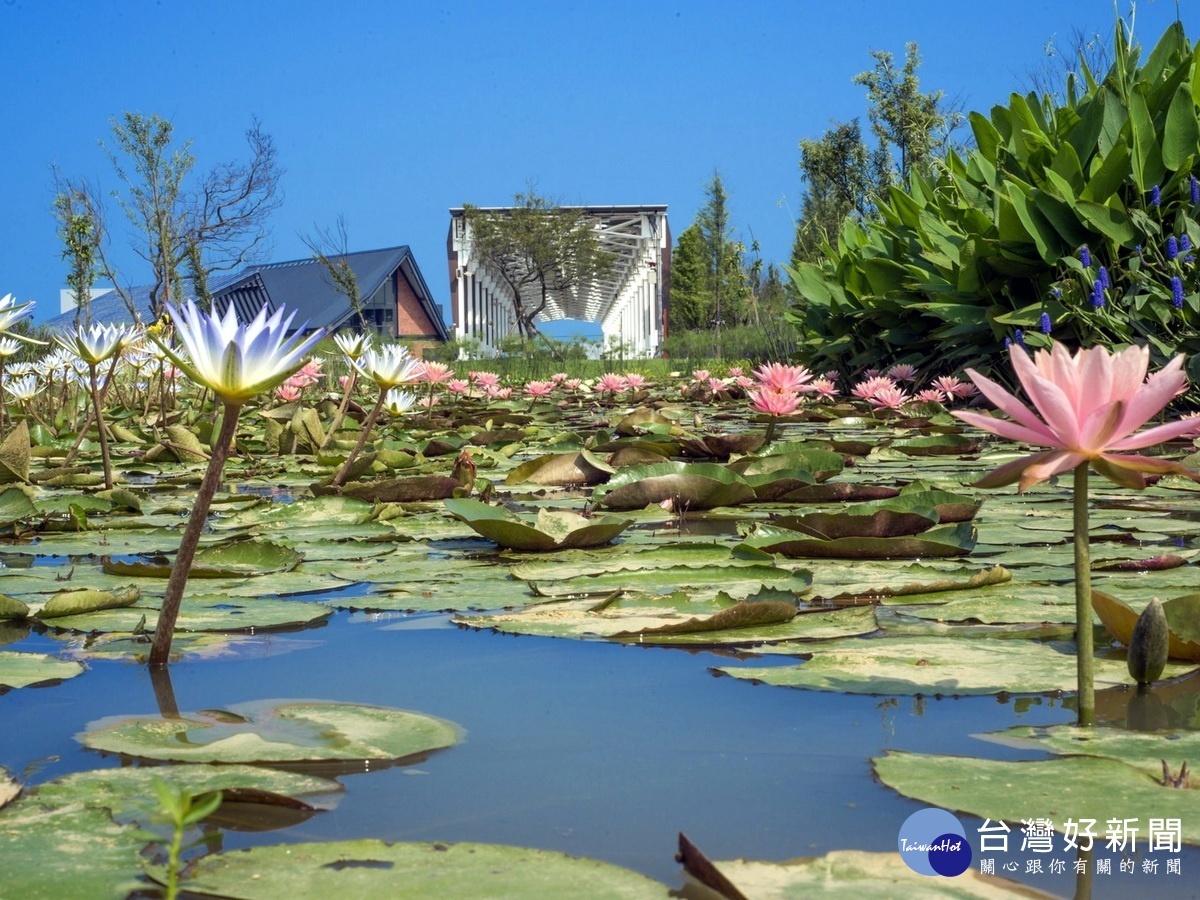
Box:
[447,205,670,356]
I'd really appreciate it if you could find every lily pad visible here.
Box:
[981,724,1200,782]
[169,839,671,899]
[594,462,755,510]
[36,586,141,619]
[322,475,462,503]
[0,650,85,689]
[728,447,846,483]
[680,844,1052,899]
[444,498,633,551]
[80,699,461,765]
[0,486,36,526]
[0,421,31,484]
[0,594,30,620]
[714,637,1197,695]
[102,540,304,578]
[738,522,976,559]
[874,752,1200,844]
[771,507,939,540]
[505,450,613,486]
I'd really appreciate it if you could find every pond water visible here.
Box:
[4,605,1199,897]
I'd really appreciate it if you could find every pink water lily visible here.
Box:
[953,342,1200,491]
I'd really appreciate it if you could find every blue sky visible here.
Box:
[5,0,1198,334]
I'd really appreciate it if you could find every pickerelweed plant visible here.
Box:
[147,301,325,668]
[953,340,1200,725]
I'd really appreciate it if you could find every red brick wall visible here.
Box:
[395,270,439,339]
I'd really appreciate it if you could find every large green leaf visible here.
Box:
[36,586,141,619]
[874,752,1200,844]
[981,724,1200,782]
[444,498,633,551]
[171,839,671,899]
[594,462,755,510]
[738,522,976,559]
[0,650,84,689]
[1162,81,1200,169]
[80,700,461,765]
[715,637,1197,695]
[101,540,304,578]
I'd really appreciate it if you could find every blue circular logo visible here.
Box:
[897,808,972,877]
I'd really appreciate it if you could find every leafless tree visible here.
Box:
[300,214,364,330]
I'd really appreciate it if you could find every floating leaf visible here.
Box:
[80,700,461,765]
[170,839,671,899]
[715,637,1197,695]
[981,724,1200,782]
[37,586,141,619]
[771,507,939,540]
[874,752,1200,844]
[0,650,84,689]
[0,594,29,620]
[0,486,36,527]
[817,565,1011,603]
[506,450,614,486]
[738,522,976,559]
[320,475,461,503]
[102,540,304,578]
[594,462,755,510]
[444,498,633,551]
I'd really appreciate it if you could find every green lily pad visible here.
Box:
[457,589,871,645]
[505,450,614,486]
[101,540,304,578]
[816,565,1011,603]
[738,522,976,559]
[80,699,461,765]
[42,595,333,634]
[0,594,30,620]
[169,839,671,899]
[444,498,633,551]
[0,763,344,900]
[714,637,1198,695]
[981,725,1200,782]
[508,543,774,581]
[0,421,31,484]
[528,564,813,600]
[36,586,141,619]
[681,845,1052,899]
[594,462,755,510]
[771,507,939,540]
[0,486,36,525]
[874,752,1200,844]
[728,447,847,482]
[0,650,85,689]
[323,475,462,503]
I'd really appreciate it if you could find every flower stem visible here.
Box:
[88,362,114,491]
[763,417,777,445]
[330,391,386,487]
[1073,462,1095,726]
[149,403,242,669]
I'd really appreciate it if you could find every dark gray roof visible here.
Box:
[42,272,245,331]
[43,246,449,340]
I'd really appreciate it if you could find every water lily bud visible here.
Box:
[1127,598,1169,686]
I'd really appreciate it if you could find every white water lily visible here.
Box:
[382,388,418,416]
[0,337,21,358]
[0,293,36,336]
[333,331,373,361]
[56,322,139,365]
[353,344,423,390]
[5,374,38,401]
[154,301,325,405]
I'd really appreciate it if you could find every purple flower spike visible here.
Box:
[1040,312,1052,334]
[1172,275,1185,309]
[1151,185,1162,206]
[1090,280,1105,308]
[1079,246,1091,267]
[1014,328,1025,346]
[1097,266,1110,290]
[1191,175,1199,205]
[1183,235,1192,252]
[1168,236,1179,260]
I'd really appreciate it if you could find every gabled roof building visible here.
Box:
[46,246,449,353]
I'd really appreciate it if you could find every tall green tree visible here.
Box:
[792,43,959,264]
[64,113,283,321]
[52,175,102,327]
[694,172,751,354]
[667,224,711,332]
[463,189,615,342]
